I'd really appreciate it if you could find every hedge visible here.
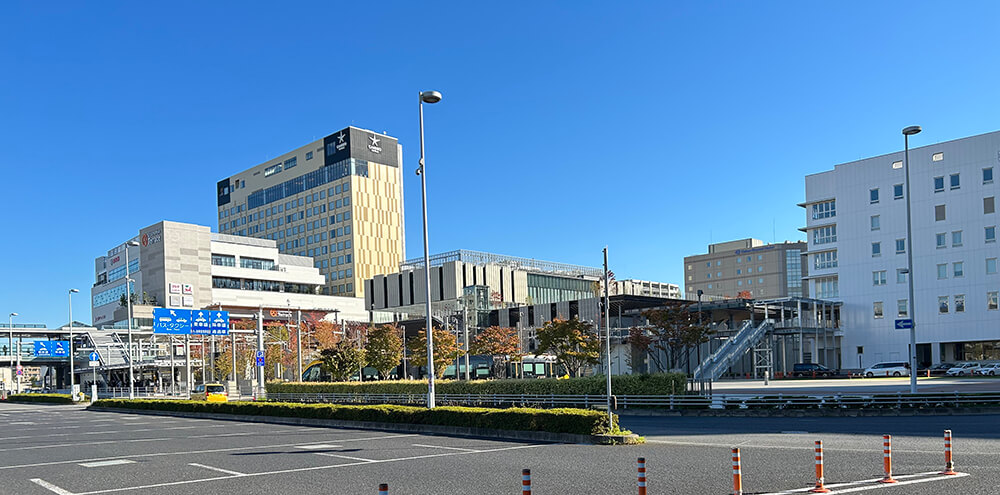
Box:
[92,399,615,435]
[267,373,688,396]
[5,393,76,404]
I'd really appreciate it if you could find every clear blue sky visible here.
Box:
[3,2,999,327]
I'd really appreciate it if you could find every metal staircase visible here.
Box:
[692,319,773,381]
[86,332,129,367]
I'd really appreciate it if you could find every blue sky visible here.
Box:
[2,2,999,327]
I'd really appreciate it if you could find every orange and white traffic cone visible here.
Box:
[809,440,831,493]
[877,434,897,483]
[941,430,957,475]
[637,457,647,495]
[732,447,743,495]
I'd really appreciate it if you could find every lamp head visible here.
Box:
[9,312,17,317]
[419,90,442,104]
[70,288,79,294]
[127,240,140,247]
[902,126,922,136]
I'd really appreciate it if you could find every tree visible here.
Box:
[319,340,366,381]
[470,326,520,378]
[641,304,712,371]
[407,328,462,379]
[364,324,404,379]
[534,318,601,378]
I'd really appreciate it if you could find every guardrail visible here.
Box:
[266,392,1000,410]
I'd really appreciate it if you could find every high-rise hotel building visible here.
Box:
[217,126,405,298]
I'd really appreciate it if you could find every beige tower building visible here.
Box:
[217,126,404,299]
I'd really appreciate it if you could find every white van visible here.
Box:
[863,362,910,377]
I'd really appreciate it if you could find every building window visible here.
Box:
[815,277,838,298]
[897,269,907,284]
[871,215,880,231]
[936,233,947,248]
[264,163,282,177]
[935,205,946,221]
[987,226,997,243]
[937,263,948,280]
[933,152,944,162]
[986,197,996,215]
[240,257,276,271]
[955,294,965,313]
[895,239,905,254]
[984,167,994,185]
[988,258,998,274]
[306,151,313,161]
[812,225,837,245]
[872,242,881,257]
[950,173,960,190]
[211,254,236,267]
[897,299,908,317]
[939,296,949,314]
[811,200,836,219]
[934,176,945,192]
[874,301,884,319]
[284,156,297,170]
[814,251,837,269]
[953,231,963,247]
[954,261,964,277]
[989,291,999,310]
[893,184,904,199]
[870,188,879,204]
[873,270,887,286]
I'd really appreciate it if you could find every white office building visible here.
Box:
[802,130,1000,368]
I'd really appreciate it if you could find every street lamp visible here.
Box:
[417,89,442,408]
[902,125,921,394]
[697,289,704,372]
[124,239,140,400]
[9,312,17,393]
[68,289,79,399]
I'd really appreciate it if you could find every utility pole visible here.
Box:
[603,247,613,426]
[257,306,265,399]
[296,308,302,382]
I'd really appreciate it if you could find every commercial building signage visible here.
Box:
[367,134,382,154]
[141,229,162,247]
[182,284,193,295]
[153,308,229,335]
[735,245,776,255]
[33,341,70,357]
[169,283,181,294]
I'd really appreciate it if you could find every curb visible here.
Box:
[618,406,1000,417]
[86,406,630,445]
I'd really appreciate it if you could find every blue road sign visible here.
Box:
[89,351,100,361]
[210,311,230,335]
[153,308,192,334]
[895,318,914,330]
[34,341,70,357]
[189,310,230,336]
[256,350,265,367]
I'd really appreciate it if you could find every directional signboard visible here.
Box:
[895,319,914,330]
[153,308,229,335]
[256,350,265,367]
[34,341,70,357]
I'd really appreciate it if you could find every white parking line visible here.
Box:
[30,478,76,495]
[294,444,343,450]
[412,443,481,452]
[762,471,970,494]
[79,460,135,468]
[314,452,377,462]
[71,443,549,494]
[189,463,245,476]
[0,433,418,470]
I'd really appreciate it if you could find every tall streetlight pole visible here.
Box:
[124,239,140,400]
[602,248,613,426]
[417,89,442,408]
[902,125,921,394]
[68,289,79,399]
[9,313,18,393]
[697,289,704,371]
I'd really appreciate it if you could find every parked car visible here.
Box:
[205,383,228,402]
[791,363,839,377]
[973,362,1000,376]
[946,362,981,376]
[924,362,956,376]
[864,362,910,377]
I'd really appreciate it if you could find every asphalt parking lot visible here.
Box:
[1,402,997,494]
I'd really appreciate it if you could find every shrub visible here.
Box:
[6,393,76,404]
[91,399,615,435]
[266,373,687,396]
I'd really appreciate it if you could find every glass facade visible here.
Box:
[106,259,140,284]
[246,158,368,210]
[786,249,802,297]
[211,254,235,267]
[527,274,595,305]
[93,283,129,308]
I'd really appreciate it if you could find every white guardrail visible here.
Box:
[266,392,1000,410]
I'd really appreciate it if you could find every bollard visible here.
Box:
[941,429,957,475]
[522,469,531,495]
[732,447,743,495]
[809,441,831,493]
[877,434,897,483]
[637,457,647,495]
[378,484,388,495]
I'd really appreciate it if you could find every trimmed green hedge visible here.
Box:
[6,393,76,404]
[92,399,615,435]
[267,373,687,396]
